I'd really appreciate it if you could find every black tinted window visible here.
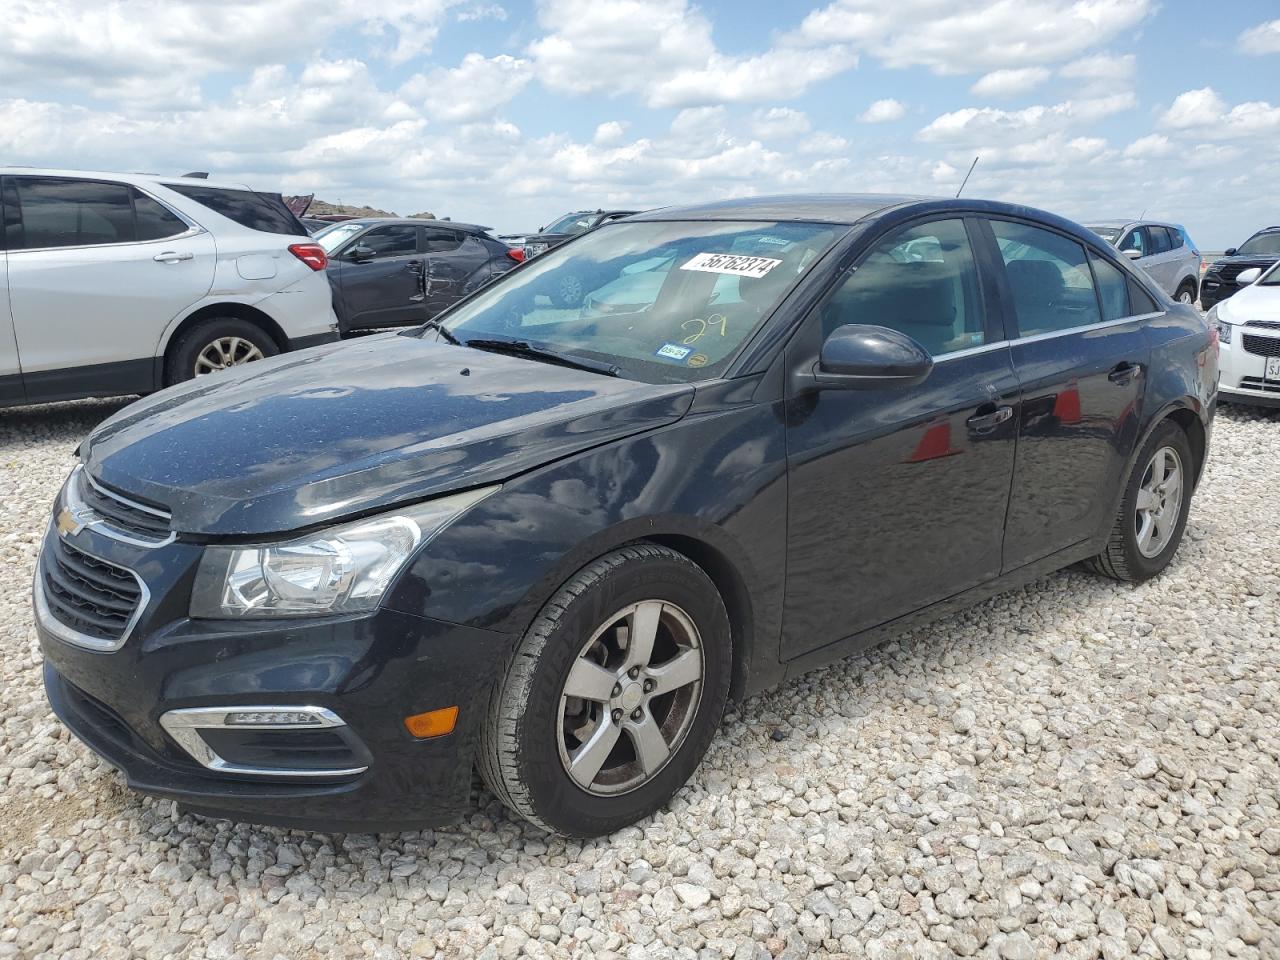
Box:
[1089,252,1129,321]
[1118,228,1145,257]
[1167,227,1184,250]
[992,220,1101,336]
[164,183,307,236]
[821,218,985,356]
[132,189,187,241]
[1128,278,1159,314]
[11,177,134,249]
[423,228,463,253]
[360,225,419,257]
[1149,226,1172,254]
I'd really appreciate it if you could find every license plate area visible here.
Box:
[1266,357,1280,382]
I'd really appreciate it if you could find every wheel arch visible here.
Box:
[160,302,290,366]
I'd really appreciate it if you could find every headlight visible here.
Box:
[190,487,497,618]
[1207,305,1231,344]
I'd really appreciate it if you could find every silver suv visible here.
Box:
[1085,220,1203,304]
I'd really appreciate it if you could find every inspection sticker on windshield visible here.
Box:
[680,252,782,279]
[655,342,693,362]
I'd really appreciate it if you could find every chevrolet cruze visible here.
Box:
[36,196,1217,838]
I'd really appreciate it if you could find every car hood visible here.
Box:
[1220,283,1280,323]
[82,335,694,536]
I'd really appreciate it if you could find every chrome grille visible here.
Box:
[77,469,172,539]
[39,537,144,646]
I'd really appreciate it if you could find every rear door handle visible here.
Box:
[966,404,1013,433]
[1108,362,1143,385]
[153,251,193,263]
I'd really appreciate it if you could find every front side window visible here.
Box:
[439,219,844,383]
[11,177,134,249]
[1118,228,1146,257]
[164,183,308,237]
[819,218,985,357]
[1237,232,1280,256]
[992,220,1101,336]
[359,225,418,258]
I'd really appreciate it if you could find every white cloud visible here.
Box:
[1161,87,1280,139]
[919,93,1136,143]
[970,68,1050,98]
[795,0,1153,74]
[528,0,856,108]
[456,3,506,21]
[798,132,850,155]
[402,53,531,123]
[593,120,628,145]
[860,98,906,122]
[1239,19,1280,55]
[1122,134,1172,159]
[750,108,811,140]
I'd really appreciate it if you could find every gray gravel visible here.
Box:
[1,398,1278,959]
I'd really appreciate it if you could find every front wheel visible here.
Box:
[479,544,731,837]
[1084,420,1195,582]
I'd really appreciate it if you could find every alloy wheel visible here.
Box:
[194,336,266,375]
[1135,445,1184,558]
[1178,290,1194,304]
[556,600,704,795]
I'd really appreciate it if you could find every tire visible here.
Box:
[1175,280,1197,306]
[550,273,585,309]
[1083,420,1195,583]
[166,318,279,386]
[479,544,732,837]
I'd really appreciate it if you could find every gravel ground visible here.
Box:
[1,398,1277,960]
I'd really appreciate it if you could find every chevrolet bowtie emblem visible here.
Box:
[56,506,86,538]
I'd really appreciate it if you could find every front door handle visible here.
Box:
[1108,361,1143,385]
[966,404,1014,433]
[153,251,193,263]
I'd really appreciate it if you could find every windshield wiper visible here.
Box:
[421,319,461,345]
[463,338,621,377]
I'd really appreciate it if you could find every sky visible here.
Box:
[2,0,1278,247]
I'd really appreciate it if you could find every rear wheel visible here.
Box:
[479,544,731,837]
[1084,420,1195,582]
[1175,280,1197,305]
[166,318,278,386]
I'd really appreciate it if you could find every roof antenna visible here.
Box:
[1138,208,1147,218]
[956,156,980,198]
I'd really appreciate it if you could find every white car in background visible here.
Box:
[0,168,339,408]
[1210,261,1280,408]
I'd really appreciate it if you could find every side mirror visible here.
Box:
[348,244,375,263]
[1224,247,1238,257]
[1236,267,1262,285]
[1123,249,1142,260]
[805,324,933,390]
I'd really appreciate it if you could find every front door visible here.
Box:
[335,223,426,330]
[4,176,215,385]
[986,218,1151,570]
[781,217,1020,660]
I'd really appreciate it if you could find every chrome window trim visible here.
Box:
[930,311,1164,363]
[62,465,176,548]
[158,706,369,778]
[32,541,149,653]
[3,175,205,254]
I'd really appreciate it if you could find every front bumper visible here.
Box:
[36,520,513,832]
[1218,329,1280,409]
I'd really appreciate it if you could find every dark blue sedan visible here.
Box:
[36,195,1216,837]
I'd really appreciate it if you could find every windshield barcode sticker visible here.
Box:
[680,252,782,279]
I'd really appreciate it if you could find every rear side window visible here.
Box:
[423,228,464,254]
[132,189,188,241]
[10,177,134,249]
[1128,278,1159,315]
[820,218,986,356]
[1167,227,1185,250]
[992,220,1102,336]
[1089,252,1129,321]
[164,183,307,236]
[1149,227,1172,254]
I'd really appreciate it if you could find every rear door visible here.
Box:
[985,218,1151,571]
[4,176,215,394]
[331,223,425,330]
[1145,225,1178,295]
[0,180,22,404]
[780,216,1020,659]
[422,227,486,317]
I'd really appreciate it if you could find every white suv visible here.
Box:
[0,169,339,407]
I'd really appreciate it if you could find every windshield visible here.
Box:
[1086,226,1122,243]
[544,212,596,235]
[1261,262,1280,286]
[436,220,845,383]
[1238,232,1280,256]
[315,222,364,253]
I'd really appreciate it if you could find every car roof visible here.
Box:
[628,194,928,225]
[0,166,275,193]
[341,217,493,235]
[1084,219,1184,230]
